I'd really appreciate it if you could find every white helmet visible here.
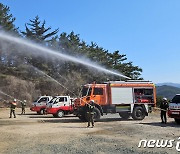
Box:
[14,99,17,102]
[163,97,167,101]
[91,100,95,103]
[24,100,26,102]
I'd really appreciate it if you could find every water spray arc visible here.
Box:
[0,98,6,102]
[31,66,76,96]
[0,90,22,102]
[0,31,131,79]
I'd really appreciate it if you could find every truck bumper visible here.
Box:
[30,106,45,112]
[168,110,180,119]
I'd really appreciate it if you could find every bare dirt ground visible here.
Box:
[0,108,180,154]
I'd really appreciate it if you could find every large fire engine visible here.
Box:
[74,81,156,121]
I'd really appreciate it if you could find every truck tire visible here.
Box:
[53,114,57,118]
[79,108,101,121]
[132,106,145,120]
[78,114,87,121]
[57,110,64,118]
[174,118,180,124]
[37,109,44,115]
[119,112,130,119]
[93,107,101,121]
[40,109,45,115]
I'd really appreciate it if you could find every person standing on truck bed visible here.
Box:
[9,99,17,118]
[160,97,169,124]
[86,100,95,128]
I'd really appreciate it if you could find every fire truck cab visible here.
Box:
[46,96,74,118]
[168,94,180,124]
[74,81,156,121]
[30,96,52,114]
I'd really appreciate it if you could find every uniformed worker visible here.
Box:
[9,99,17,118]
[160,97,169,124]
[21,100,26,114]
[86,100,95,128]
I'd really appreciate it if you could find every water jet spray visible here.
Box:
[0,90,22,102]
[0,31,131,79]
[31,66,76,96]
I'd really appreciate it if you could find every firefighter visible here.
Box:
[21,100,26,114]
[9,99,17,118]
[160,97,169,124]
[86,100,95,128]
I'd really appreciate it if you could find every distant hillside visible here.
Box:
[156,82,180,88]
[156,85,180,100]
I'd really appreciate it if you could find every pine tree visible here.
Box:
[21,16,59,43]
[107,51,143,80]
[0,3,18,31]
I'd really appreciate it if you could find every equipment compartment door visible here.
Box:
[111,87,133,104]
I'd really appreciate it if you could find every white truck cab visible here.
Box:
[168,94,180,124]
[30,96,52,114]
[46,96,74,118]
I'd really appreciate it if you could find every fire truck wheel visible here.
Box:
[37,109,44,115]
[119,112,130,119]
[57,110,64,118]
[93,107,101,121]
[174,118,180,124]
[78,115,87,121]
[132,106,145,120]
[40,109,45,115]
[53,114,57,118]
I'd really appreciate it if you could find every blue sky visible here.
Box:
[1,0,180,83]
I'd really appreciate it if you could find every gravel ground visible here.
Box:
[0,108,180,154]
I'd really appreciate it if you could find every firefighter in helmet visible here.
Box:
[86,100,95,128]
[160,97,169,124]
[21,100,26,114]
[9,99,17,118]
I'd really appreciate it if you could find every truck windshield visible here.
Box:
[54,97,67,104]
[172,95,180,103]
[48,97,57,104]
[38,97,49,103]
[82,87,92,97]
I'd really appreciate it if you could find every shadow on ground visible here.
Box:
[29,115,76,119]
[17,113,37,115]
[40,118,81,123]
[40,117,134,124]
[139,121,180,128]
